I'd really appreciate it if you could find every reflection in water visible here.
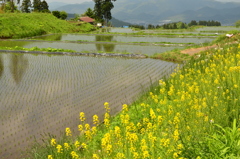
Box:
[95,35,115,52]
[0,55,3,79]
[32,34,62,41]
[10,54,29,84]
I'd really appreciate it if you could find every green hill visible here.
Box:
[0,13,96,39]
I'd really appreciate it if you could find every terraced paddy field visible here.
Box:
[0,26,237,158]
[0,53,177,158]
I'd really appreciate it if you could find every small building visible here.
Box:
[79,16,95,24]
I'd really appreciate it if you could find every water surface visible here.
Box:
[0,53,177,158]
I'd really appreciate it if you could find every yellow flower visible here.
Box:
[64,143,70,150]
[150,108,156,120]
[93,114,99,125]
[133,152,139,159]
[122,104,128,112]
[50,138,56,146]
[93,154,99,159]
[116,152,125,158]
[79,112,86,122]
[81,143,87,149]
[142,151,150,158]
[65,127,72,136]
[48,155,53,159]
[56,144,63,153]
[71,151,79,159]
[78,124,83,132]
[75,140,80,148]
[104,102,110,112]
[106,144,112,154]
[85,123,90,130]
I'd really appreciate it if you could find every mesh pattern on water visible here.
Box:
[0,53,177,158]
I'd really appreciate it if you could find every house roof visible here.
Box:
[79,17,95,23]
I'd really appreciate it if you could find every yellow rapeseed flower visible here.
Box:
[50,138,56,146]
[78,124,83,132]
[116,152,125,158]
[122,104,128,112]
[74,140,80,149]
[64,143,70,150]
[71,151,79,159]
[93,154,100,159]
[93,114,99,125]
[48,155,53,159]
[104,102,110,112]
[65,127,72,136]
[79,112,86,122]
[56,144,63,153]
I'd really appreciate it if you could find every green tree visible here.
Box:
[32,0,41,11]
[93,0,116,25]
[52,10,61,18]
[84,8,95,18]
[40,0,49,12]
[21,0,32,13]
[3,0,19,12]
[102,0,115,25]
[60,11,68,20]
[93,0,103,22]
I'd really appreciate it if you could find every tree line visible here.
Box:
[0,0,49,13]
[0,0,68,20]
[129,20,221,30]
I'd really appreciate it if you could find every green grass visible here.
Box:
[0,13,97,39]
[152,50,191,63]
[0,46,76,53]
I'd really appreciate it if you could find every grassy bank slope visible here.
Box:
[0,13,95,39]
[30,35,240,158]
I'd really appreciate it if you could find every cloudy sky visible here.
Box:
[46,0,240,4]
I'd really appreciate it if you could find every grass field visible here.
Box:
[0,13,96,39]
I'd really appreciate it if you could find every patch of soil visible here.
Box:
[180,44,218,56]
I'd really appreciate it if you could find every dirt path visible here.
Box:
[180,44,218,56]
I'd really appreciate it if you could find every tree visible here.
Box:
[102,0,115,25]
[84,8,95,19]
[93,0,103,22]
[93,0,116,25]
[32,0,41,11]
[2,0,19,12]
[52,10,61,18]
[60,11,68,20]
[40,0,49,12]
[21,0,31,13]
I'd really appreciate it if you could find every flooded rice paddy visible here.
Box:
[0,53,177,158]
[29,34,215,44]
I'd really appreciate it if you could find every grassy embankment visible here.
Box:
[29,33,240,158]
[0,13,96,39]
[153,30,240,63]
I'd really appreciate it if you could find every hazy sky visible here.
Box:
[47,0,240,4]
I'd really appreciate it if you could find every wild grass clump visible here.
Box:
[152,49,191,63]
[0,13,97,39]
[30,39,240,158]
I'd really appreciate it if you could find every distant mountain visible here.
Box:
[54,2,94,14]
[110,17,131,27]
[53,0,240,26]
[48,2,68,11]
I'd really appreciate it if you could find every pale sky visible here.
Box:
[47,0,240,4]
